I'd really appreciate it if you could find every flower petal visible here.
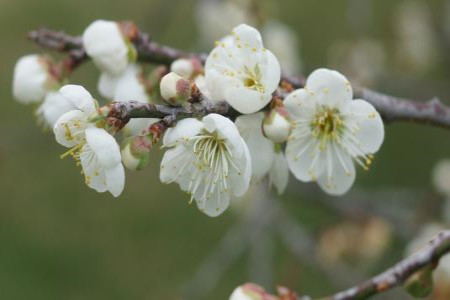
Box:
[53,110,89,147]
[343,99,384,154]
[38,91,75,127]
[105,163,125,197]
[232,24,263,49]
[269,151,290,194]
[306,68,353,108]
[235,113,274,179]
[286,138,325,182]
[59,85,96,115]
[284,89,316,121]
[197,188,230,217]
[203,113,245,156]
[260,50,281,93]
[85,127,121,168]
[316,145,356,195]
[225,86,272,114]
[159,145,190,183]
[98,72,119,99]
[228,137,252,197]
[162,118,204,147]
[80,144,107,193]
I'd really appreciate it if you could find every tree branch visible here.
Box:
[320,230,450,300]
[28,26,450,129]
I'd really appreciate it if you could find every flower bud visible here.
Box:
[230,284,274,300]
[160,72,193,106]
[121,136,152,171]
[170,58,203,79]
[263,105,292,143]
[12,54,58,104]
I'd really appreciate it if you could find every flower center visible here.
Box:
[311,106,343,150]
[243,64,265,93]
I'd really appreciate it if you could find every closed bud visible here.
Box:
[170,58,203,79]
[121,135,152,171]
[160,72,193,106]
[263,104,292,143]
[404,265,434,298]
[230,283,276,300]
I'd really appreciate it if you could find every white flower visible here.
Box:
[53,86,125,197]
[405,223,450,282]
[160,114,251,217]
[204,24,281,114]
[83,20,132,75]
[13,54,57,104]
[285,69,384,195]
[79,127,125,197]
[235,113,289,194]
[53,85,97,147]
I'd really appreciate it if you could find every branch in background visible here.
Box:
[320,230,450,300]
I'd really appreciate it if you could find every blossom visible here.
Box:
[204,24,280,114]
[235,113,289,194]
[160,114,251,217]
[170,58,203,79]
[229,283,276,300]
[53,85,124,197]
[285,69,384,195]
[12,54,58,104]
[160,72,193,106]
[83,20,133,76]
[36,91,75,128]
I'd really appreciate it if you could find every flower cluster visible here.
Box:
[12,21,385,217]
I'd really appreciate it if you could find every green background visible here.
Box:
[1,0,450,299]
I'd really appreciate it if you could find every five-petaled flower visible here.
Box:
[53,85,125,197]
[160,114,251,217]
[204,24,281,114]
[284,68,384,195]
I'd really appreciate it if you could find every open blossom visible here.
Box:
[12,54,58,104]
[285,69,384,195]
[160,114,251,217]
[53,85,125,197]
[83,20,133,76]
[204,24,280,114]
[235,113,289,194]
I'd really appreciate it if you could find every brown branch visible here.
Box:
[28,26,450,129]
[319,230,450,300]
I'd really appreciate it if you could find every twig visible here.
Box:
[321,230,450,300]
[28,27,450,129]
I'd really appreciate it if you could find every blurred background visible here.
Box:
[2,0,450,299]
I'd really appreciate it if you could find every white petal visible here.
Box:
[114,65,149,103]
[203,114,244,156]
[269,151,290,194]
[284,89,316,120]
[105,163,125,197]
[235,113,274,179]
[197,188,230,217]
[159,145,190,183]
[316,145,356,196]
[85,127,121,168]
[13,55,49,104]
[286,137,325,182]
[122,118,160,137]
[225,86,272,114]
[59,85,96,115]
[260,50,281,93]
[228,137,252,197]
[82,20,129,75]
[53,110,89,147]
[80,144,107,193]
[38,91,75,127]
[98,72,120,99]
[306,68,353,108]
[232,24,263,49]
[162,118,204,147]
[343,99,384,154]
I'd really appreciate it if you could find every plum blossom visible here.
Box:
[204,24,280,114]
[12,54,58,104]
[53,85,125,197]
[285,69,384,195]
[235,113,289,194]
[83,20,134,76]
[160,114,251,217]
